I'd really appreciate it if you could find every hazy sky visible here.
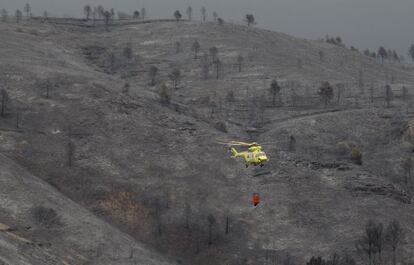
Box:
[2,0,413,57]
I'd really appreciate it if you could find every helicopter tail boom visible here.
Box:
[230,147,239,157]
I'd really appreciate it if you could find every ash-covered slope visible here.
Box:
[0,18,414,265]
[0,154,175,265]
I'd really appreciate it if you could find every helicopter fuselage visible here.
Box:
[231,146,268,167]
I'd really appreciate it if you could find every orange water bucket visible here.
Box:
[252,193,260,206]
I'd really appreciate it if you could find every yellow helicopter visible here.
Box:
[218,141,269,167]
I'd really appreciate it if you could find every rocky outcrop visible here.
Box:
[403,120,414,143]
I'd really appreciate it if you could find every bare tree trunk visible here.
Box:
[67,141,75,167]
[46,81,50,98]
[225,216,229,234]
[337,88,341,104]
[289,136,296,152]
[129,247,134,259]
[405,169,410,186]
[208,224,213,246]
[154,199,162,236]
[378,249,382,265]
[184,205,190,229]
[195,238,200,254]
[15,111,20,128]
[215,62,221,80]
[96,244,101,257]
[369,251,372,265]
[392,248,396,265]
[1,94,5,117]
[370,86,374,104]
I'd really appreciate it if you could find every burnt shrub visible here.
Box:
[336,140,357,156]
[336,140,362,165]
[31,206,63,229]
[215,121,227,133]
[351,148,363,165]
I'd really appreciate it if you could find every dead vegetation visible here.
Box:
[31,206,63,229]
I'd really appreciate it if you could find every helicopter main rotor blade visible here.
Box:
[216,140,258,147]
[230,141,258,146]
[217,142,247,147]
